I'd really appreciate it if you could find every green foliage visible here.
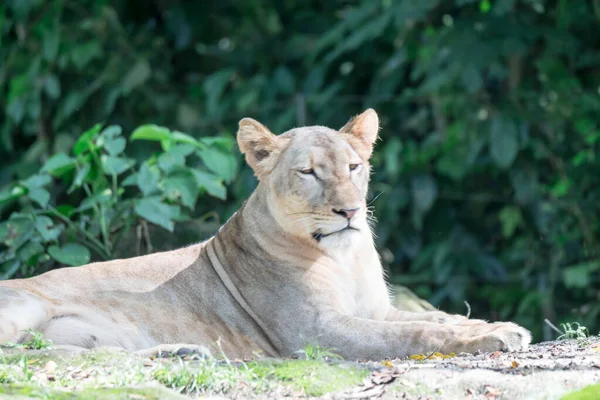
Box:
[0,123,235,277]
[1,329,53,351]
[1,0,599,341]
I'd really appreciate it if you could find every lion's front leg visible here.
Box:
[385,306,484,325]
[314,312,530,361]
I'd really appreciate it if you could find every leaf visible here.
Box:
[28,188,51,208]
[44,75,61,99]
[134,197,180,232]
[137,162,161,196]
[54,91,87,128]
[71,42,102,70]
[410,174,438,213]
[550,178,570,198]
[203,69,234,114]
[104,137,126,156]
[489,117,519,169]
[73,124,103,155]
[171,131,205,149]
[48,243,91,266]
[6,98,25,124]
[563,260,600,289]
[21,174,51,190]
[0,260,21,280]
[101,155,135,176]
[0,186,27,204]
[68,163,91,193]
[157,145,192,173]
[77,189,112,212]
[197,147,237,183]
[498,206,523,239]
[191,170,227,200]
[130,125,171,142]
[480,0,491,13]
[121,173,138,187]
[101,125,123,139]
[2,214,35,248]
[34,216,60,242]
[17,241,45,263]
[98,126,126,156]
[510,169,539,205]
[42,28,60,61]
[164,170,200,209]
[41,153,75,175]
[55,205,75,218]
[122,59,152,94]
[383,138,403,180]
[200,136,235,151]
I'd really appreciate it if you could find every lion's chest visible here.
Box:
[326,245,390,320]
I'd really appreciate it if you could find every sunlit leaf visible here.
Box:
[130,125,171,142]
[134,197,180,232]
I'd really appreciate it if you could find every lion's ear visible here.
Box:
[339,108,379,159]
[237,118,281,178]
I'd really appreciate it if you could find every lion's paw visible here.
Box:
[467,322,531,353]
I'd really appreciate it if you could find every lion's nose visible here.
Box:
[332,207,360,220]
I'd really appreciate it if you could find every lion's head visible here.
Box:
[237,109,379,248]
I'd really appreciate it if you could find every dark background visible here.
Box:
[1,0,599,341]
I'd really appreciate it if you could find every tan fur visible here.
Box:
[0,109,531,360]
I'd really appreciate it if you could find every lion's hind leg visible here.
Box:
[0,287,53,344]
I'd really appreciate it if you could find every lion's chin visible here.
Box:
[311,226,361,247]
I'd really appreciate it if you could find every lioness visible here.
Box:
[0,109,531,360]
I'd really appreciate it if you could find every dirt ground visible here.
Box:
[0,336,599,399]
[346,336,600,400]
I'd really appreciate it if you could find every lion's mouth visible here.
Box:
[311,226,359,242]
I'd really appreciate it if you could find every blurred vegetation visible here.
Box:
[1,0,599,341]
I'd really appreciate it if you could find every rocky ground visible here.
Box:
[0,336,599,399]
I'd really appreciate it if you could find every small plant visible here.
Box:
[1,329,53,350]
[558,322,589,340]
[301,343,342,361]
[545,319,589,341]
[22,329,53,350]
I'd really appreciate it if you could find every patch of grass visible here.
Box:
[0,384,187,399]
[153,355,367,397]
[154,357,256,395]
[562,383,600,400]
[300,343,342,361]
[249,359,368,397]
[0,356,34,385]
[0,346,367,398]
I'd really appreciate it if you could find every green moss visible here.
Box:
[248,360,368,396]
[0,384,186,399]
[562,383,600,400]
[0,348,368,398]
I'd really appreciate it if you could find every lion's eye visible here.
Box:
[349,163,360,171]
[299,168,314,175]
